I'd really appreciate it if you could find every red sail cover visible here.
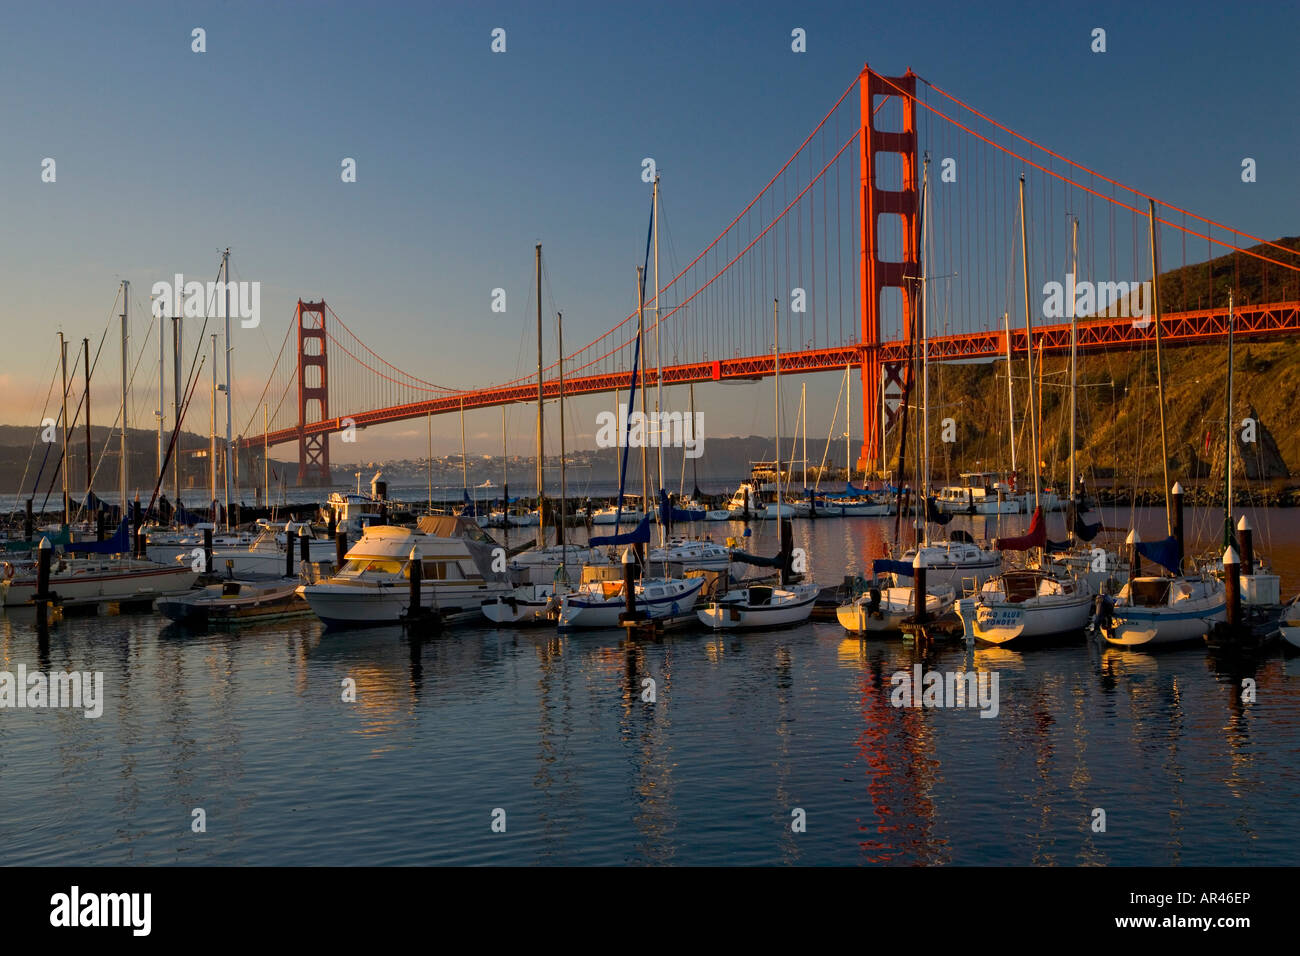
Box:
[995,507,1045,551]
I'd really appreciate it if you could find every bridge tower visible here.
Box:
[857,66,919,475]
[296,300,331,486]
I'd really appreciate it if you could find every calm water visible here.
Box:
[2,506,1298,866]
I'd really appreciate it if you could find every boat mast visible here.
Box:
[262,404,269,510]
[59,332,70,525]
[172,312,182,513]
[459,395,467,494]
[222,249,233,532]
[921,168,931,515]
[210,334,218,511]
[1146,200,1172,533]
[917,159,931,544]
[637,266,648,516]
[1068,217,1079,541]
[801,381,808,494]
[1018,174,1040,513]
[120,281,129,518]
[535,242,544,549]
[157,301,164,483]
[82,338,92,507]
[1225,289,1235,532]
[558,311,567,560]
[653,175,664,544]
[1002,311,1017,485]
[773,298,781,523]
[845,363,851,483]
[689,383,699,498]
[428,410,435,512]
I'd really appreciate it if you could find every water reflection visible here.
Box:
[1,515,1298,865]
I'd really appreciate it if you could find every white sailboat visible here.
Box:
[698,299,817,630]
[956,179,1092,645]
[887,160,1000,596]
[1101,204,1226,648]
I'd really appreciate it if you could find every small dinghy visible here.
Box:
[157,579,310,627]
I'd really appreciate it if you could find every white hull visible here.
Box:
[558,577,703,629]
[481,584,566,625]
[1103,603,1226,646]
[698,583,818,630]
[1280,623,1300,650]
[590,509,644,526]
[4,564,199,607]
[836,585,955,634]
[1101,576,1226,647]
[299,579,511,626]
[958,590,1094,645]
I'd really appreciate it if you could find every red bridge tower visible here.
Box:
[296,300,331,486]
[857,66,919,475]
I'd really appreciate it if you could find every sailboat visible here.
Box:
[484,302,599,625]
[698,298,819,630]
[556,201,706,629]
[957,189,1094,645]
[1100,204,1225,648]
[885,161,1000,593]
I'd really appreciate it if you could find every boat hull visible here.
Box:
[698,586,817,630]
[1102,603,1226,647]
[3,565,199,607]
[157,584,310,626]
[558,578,703,630]
[959,592,1094,645]
[837,586,955,634]
[299,580,510,627]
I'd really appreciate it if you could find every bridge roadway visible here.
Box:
[238,299,1298,451]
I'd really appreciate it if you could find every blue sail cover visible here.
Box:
[66,517,132,554]
[1136,535,1181,575]
[818,482,869,500]
[459,490,483,517]
[658,489,704,522]
[174,504,203,526]
[590,515,652,547]
[1073,509,1103,542]
[872,558,913,578]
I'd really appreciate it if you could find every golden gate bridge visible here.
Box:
[234,65,1300,485]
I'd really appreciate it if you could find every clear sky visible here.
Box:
[2,0,1296,468]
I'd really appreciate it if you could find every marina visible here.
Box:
[1,505,1299,868]
[4,2,1300,914]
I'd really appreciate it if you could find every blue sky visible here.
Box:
[1,0,1296,465]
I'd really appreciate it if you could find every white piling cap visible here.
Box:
[1126,528,1140,545]
[38,536,50,550]
[622,547,635,565]
[1172,481,1184,495]
[1237,515,1251,532]
[912,552,925,569]
[1223,545,1239,565]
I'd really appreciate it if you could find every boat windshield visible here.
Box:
[340,558,404,576]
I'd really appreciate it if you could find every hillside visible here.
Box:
[909,236,1300,490]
